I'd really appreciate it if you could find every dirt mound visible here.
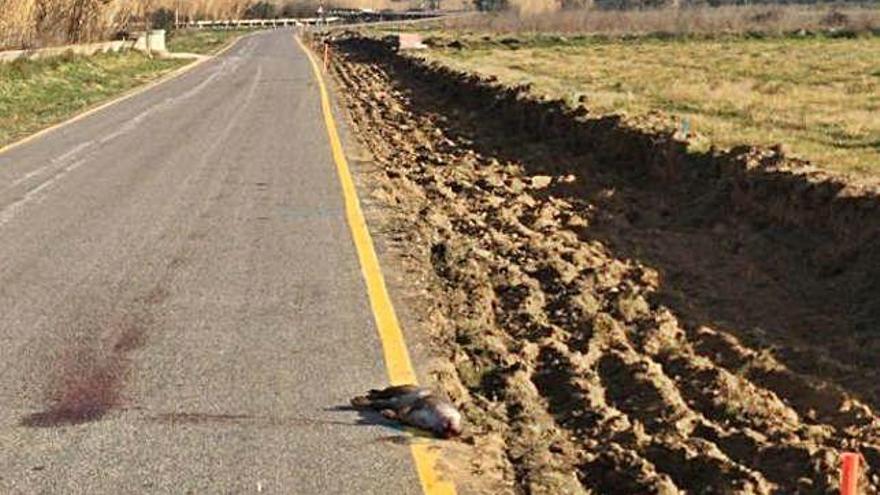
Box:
[325,34,880,493]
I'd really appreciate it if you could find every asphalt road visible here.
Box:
[0,30,422,493]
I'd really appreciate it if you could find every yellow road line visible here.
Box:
[0,34,246,158]
[295,34,457,495]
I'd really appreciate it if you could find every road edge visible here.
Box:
[0,33,248,158]
[293,34,458,495]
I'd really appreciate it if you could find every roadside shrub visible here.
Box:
[244,1,277,18]
[150,7,176,30]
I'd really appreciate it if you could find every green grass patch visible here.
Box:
[167,29,250,55]
[424,34,880,176]
[0,51,188,148]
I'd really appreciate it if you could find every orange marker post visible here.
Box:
[323,43,330,71]
[841,452,860,495]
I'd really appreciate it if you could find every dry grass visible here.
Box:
[439,4,880,36]
[424,34,880,176]
[0,0,451,51]
[0,0,255,50]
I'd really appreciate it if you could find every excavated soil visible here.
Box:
[323,34,880,494]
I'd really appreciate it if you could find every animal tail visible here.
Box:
[366,384,420,400]
[350,395,372,407]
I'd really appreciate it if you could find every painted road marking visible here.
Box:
[0,159,86,227]
[295,34,458,495]
[0,38,260,229]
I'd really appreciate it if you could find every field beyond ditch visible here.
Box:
[325,33,880,493]
[421,33,880,177]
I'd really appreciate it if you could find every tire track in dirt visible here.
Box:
[323,34,880,493]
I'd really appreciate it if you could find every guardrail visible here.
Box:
[184,17,337,29]
[183,10,445,30]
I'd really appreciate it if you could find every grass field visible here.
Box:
[0,29,249,149]
[433,5,880,36]
[0,52,187,148]
[423,34,880,176]
[166,29,250,55]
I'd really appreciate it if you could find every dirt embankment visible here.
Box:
[325,34,880,493]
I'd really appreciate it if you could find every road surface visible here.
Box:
[0,30,423,493]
